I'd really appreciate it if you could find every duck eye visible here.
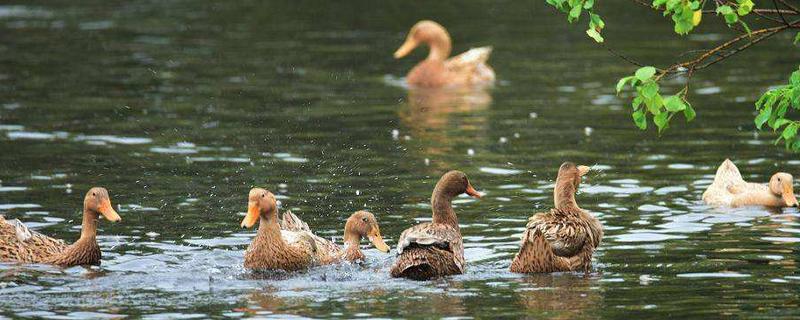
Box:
[362,217,368,222]
[262,194,266,198]
[92,192,96,196]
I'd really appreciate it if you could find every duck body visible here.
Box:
[391,170,481,280]
[395,20,495,88]
[242,189,390,271]
[703,159,799,207]
[510,163,602,273]
[0,187,121,267]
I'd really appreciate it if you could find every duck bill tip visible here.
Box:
[465,184,481,199]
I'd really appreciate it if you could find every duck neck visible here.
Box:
[342,233,364,261]
[554,179,579,211]
[426,35,451,61]
[79,209,98,242]
[431,187,458,227]
[255,208,286,249]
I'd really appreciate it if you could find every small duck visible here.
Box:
[703,159,799,207]
[391,170,481,280]
[0,187,122,267]
[394,20,495,88]
[241,188,390,271]
[510,163,603,273]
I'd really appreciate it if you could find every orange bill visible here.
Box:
[577,165,590,177]
[393,38,418,59]
[465,183,481,198]
[240,201,260,228]
[368,228,390,253]
[98,198,121,222]
[782,183,799,207]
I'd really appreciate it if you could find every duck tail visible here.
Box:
[713,158,744,187]
[279,211,311,233]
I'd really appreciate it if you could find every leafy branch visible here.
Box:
[546,0,800,149]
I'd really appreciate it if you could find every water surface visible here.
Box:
[1,1,800,318]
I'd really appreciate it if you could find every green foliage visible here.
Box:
[755,67,800,149]
[652,0,701,35]
[545,0,605,43]
[715,0,753,33]
[616,67,695,133]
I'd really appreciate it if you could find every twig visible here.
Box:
[776,0,800,14]
[603,45,646,67]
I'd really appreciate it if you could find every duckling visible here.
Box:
[703,159,799,207]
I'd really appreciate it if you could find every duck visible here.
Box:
[390,170,481,280]
[394,20,495,88]
[702,159,799,207]
[509,162,603,273]
[241,188,390,271]
[0,187,122,267]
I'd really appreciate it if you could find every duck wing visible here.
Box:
[395,222,463,269]
[279,211,342,264]
[0,215,67,263]
[528,209,590,258]
[445,46,495,85]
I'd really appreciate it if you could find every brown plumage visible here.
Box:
[241,189,390,271]
[391,170,481,280]
[0,187,122,267]
[510,162,603,273]
[394,20,495,88]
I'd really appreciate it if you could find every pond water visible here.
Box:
[1,1,799,318]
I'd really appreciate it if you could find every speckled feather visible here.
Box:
[510,207,602,273]
[0,215,101,267]
[391,222,464,279]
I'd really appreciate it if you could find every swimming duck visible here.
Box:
[390,170,481,280]
[702,159,799,207]
[394,20,495,88]
[510,163,603,273]
[241,188,390,271]
[0,187,122,267]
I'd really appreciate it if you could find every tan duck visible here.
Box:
[0,187,121,267]
[394,20,495,88]
[390,170,481,280]
[703,159,799,207]
[241,188,390,271]
[510,163,603,273]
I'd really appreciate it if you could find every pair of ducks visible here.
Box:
[0,163,602,279]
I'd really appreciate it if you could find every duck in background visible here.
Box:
[391,170,481,280]
[0,187,122,267]
[510,163,603,273]
[241,188,390,271]
[394,20,495,88]
[703,159,799,207]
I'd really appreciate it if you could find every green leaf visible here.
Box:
[632,110,647,130]
[782,123,798,141]
[586,28,604,43]
[635,66,657,81]
[755,106,771,129]
[795,32,800,44]
[632,96,643,110]
[583,0,594,9]
[641,81,659,99]
[569,5,582,20]
[616,76,632,93]
[654,111,670,132]
[683,102,696,121]
[664,95,687,112]
[736,0,753,15]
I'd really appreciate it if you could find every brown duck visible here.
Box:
[390,171,481,280]
[0,187,122,267]
[241,188,390,271]
[510,162,603,273]
[394,20,495,88]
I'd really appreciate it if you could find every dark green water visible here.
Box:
[1,1,799,318]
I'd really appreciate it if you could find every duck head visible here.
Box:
[436,170,481,199]
[344,211,390,253]
[769,173,799,207]
[84,187,121,222]
[394,20,452,61]
[242,188,277,228]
